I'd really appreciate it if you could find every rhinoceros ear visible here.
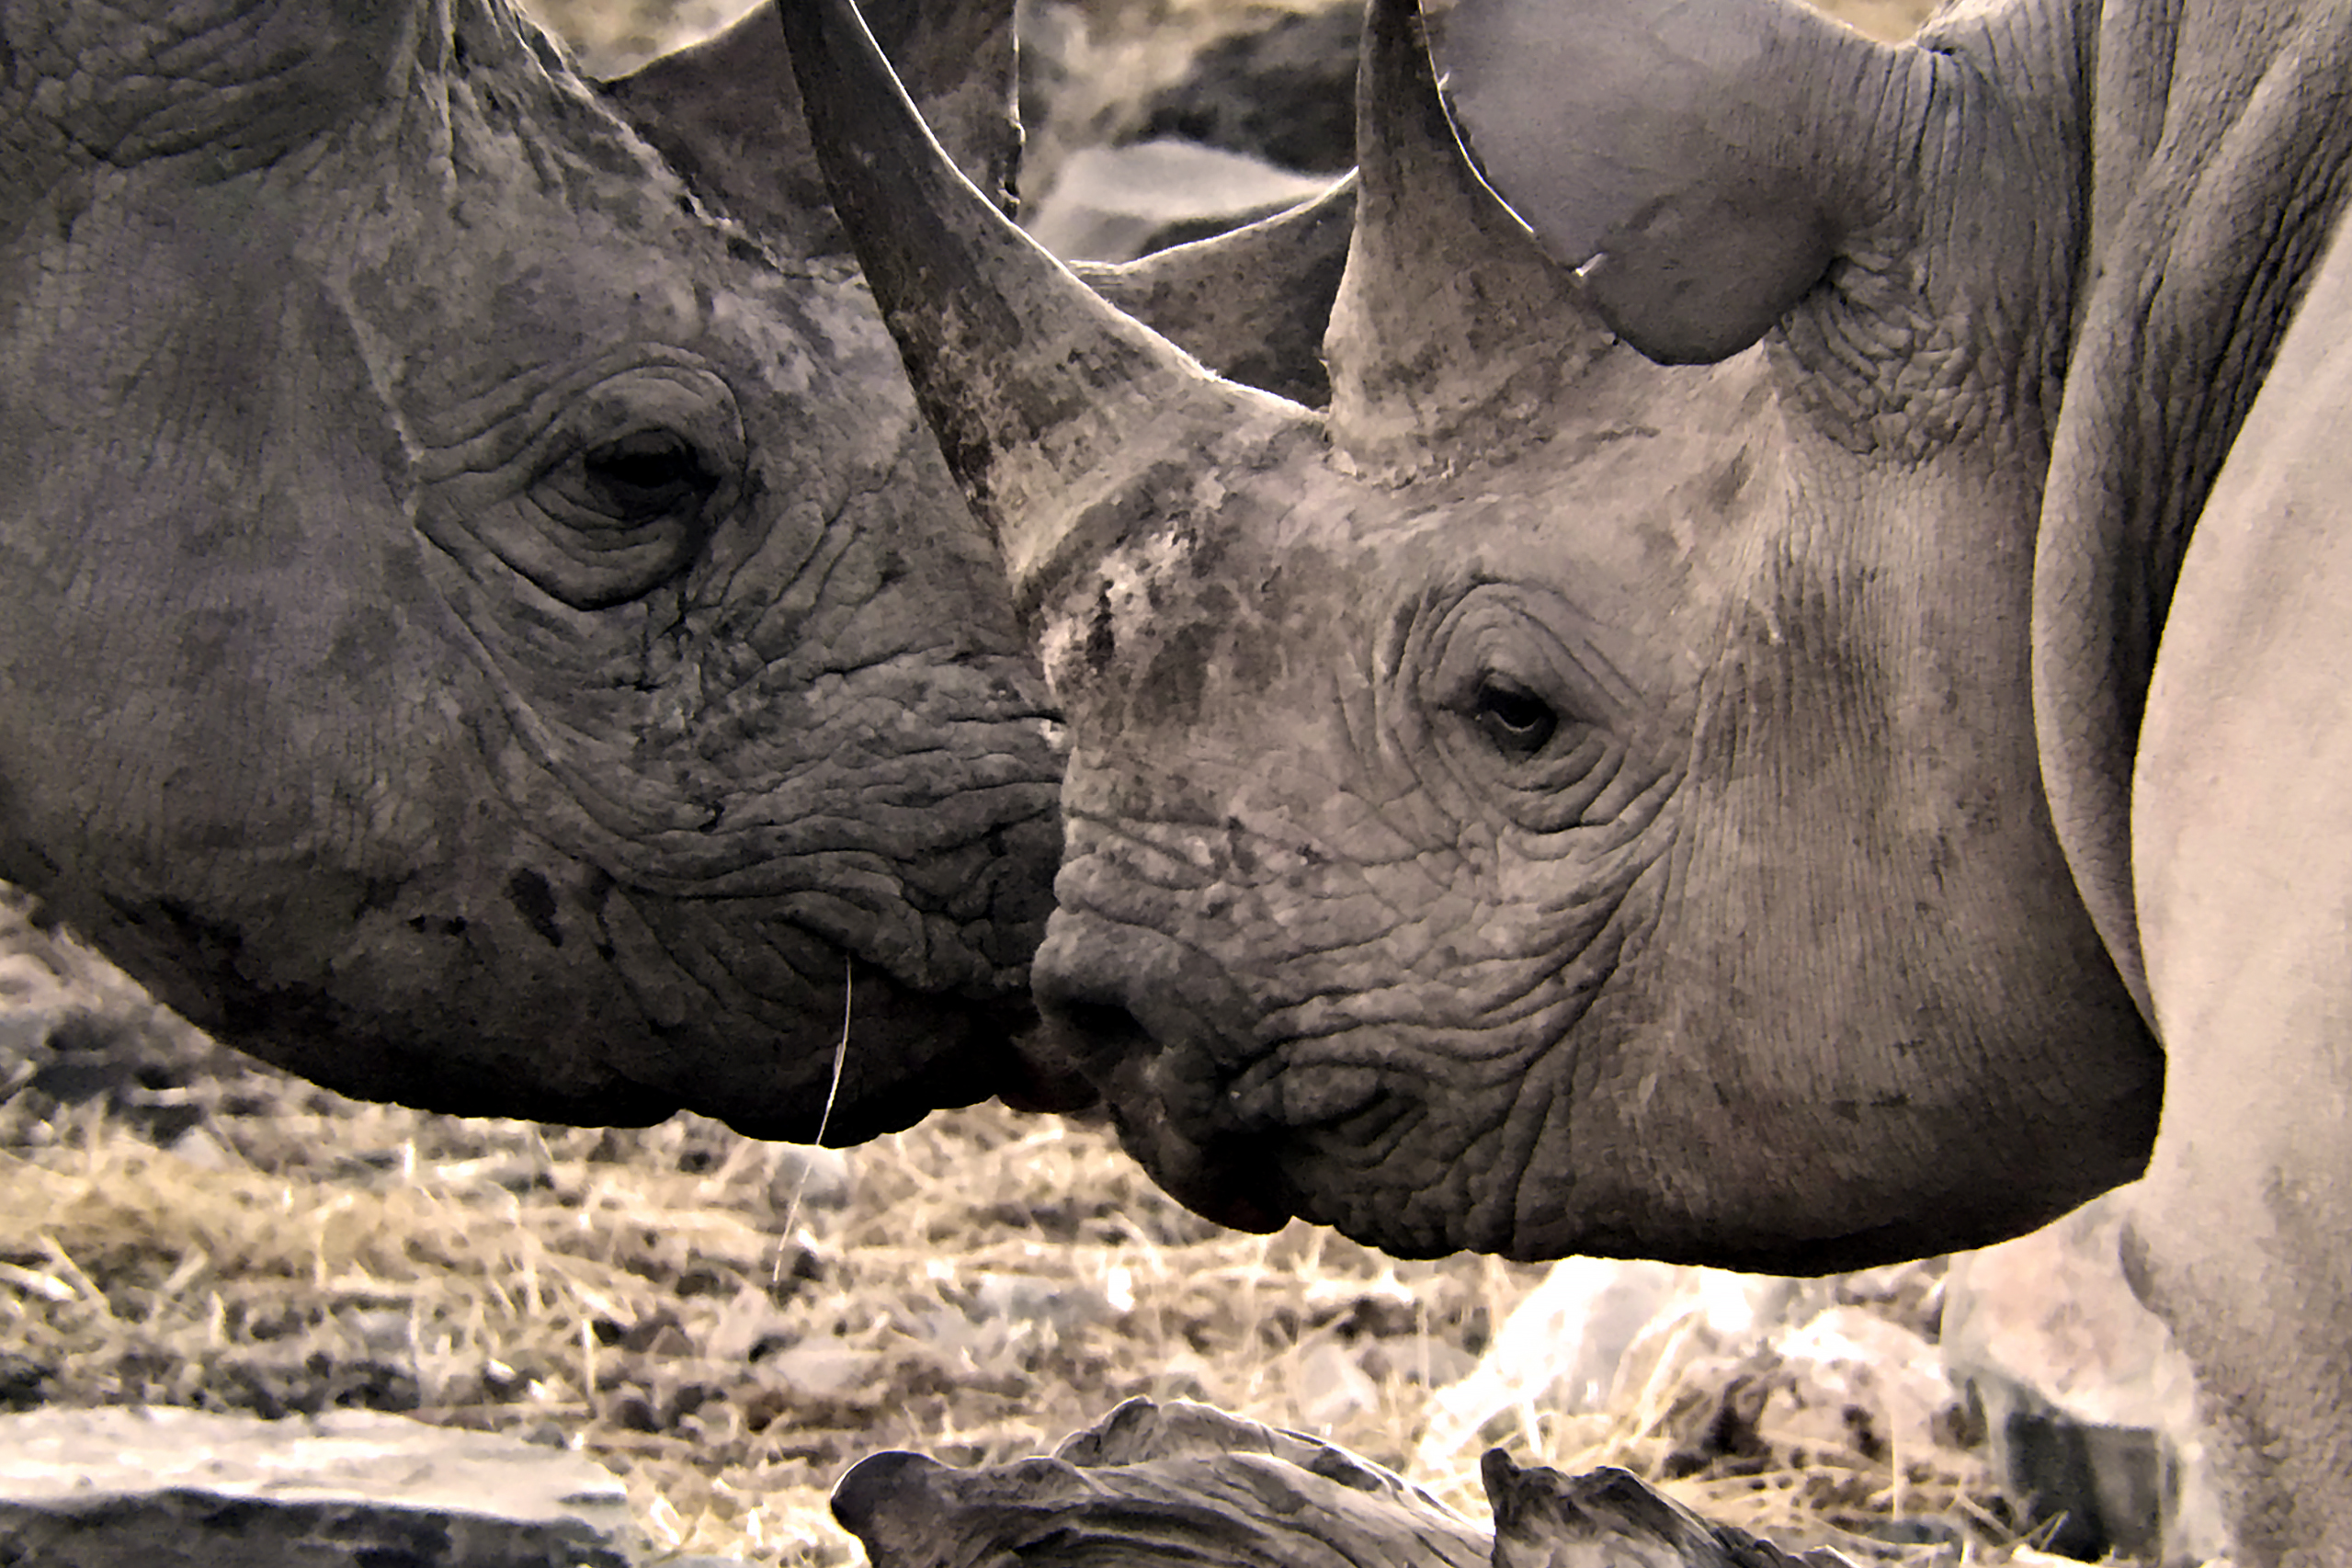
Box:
[1426,0,1902,365]
[1075,176,1358,409]
[603,0,1017,255]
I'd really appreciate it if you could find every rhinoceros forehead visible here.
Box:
[313,9,877,419]
[348,201,838,411]
[1032,438,1742,733]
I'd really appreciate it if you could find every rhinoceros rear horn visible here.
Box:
[606,0,1017,256]
[1324,0,1609,477]
[1427,0,1899,364]
[779,0,1309,600]
[1076,174,1358,410]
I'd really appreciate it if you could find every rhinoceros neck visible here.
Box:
[2037,0,2352,1010]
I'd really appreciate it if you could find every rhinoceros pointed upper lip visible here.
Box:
[1113,1106,1295,1235]
[999,1031,1103,1114]
[1167,1167,1292,1234]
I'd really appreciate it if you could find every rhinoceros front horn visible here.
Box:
[778,0,1311,605]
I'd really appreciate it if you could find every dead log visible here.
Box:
[830,1398,1864,1568]
[833,1397,1489,1568]
[1483,1450,1854,1568]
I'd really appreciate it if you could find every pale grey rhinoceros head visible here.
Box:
[787,0,2165,1264]
[0,0,1071,1142]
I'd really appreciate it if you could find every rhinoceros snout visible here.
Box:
[1029,971,1156,1091]
[1031,914,1260,1096]
[1028,912,1295,1233]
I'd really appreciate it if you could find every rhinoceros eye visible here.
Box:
[575,429,720,525]
[497,364,744,609]
[1473,677,1558,756]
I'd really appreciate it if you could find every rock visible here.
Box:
[705,1285,802,1364]
[1483,1451,1850,1568]
[971,1270,1119,1334]
[1013,0,1355,244]
[1416,1258,1823,1472]
[1123,1,1361,175]
[1941,1187,2229,1564]
[1023,138,1335,263]
[0,1405,654,1567]
[1292,1340,1382,1429]
[1764,1307,1949,1466]
[761,1343,885,1401]
[767,1142,856,1213]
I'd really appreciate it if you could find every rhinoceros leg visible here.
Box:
[2131,210,2352,1568]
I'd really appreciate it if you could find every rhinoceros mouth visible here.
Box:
[1096,1086,1297,1235]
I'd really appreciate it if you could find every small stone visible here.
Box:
[1023,140,1335,263]
[0,1404,649,1566]
[767,1143,856,1212]
[1942,1185,2229,1565]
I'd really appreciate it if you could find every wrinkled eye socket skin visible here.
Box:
[1405,581,1651,834]
[515,366,746,610]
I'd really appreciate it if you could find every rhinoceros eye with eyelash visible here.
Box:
[1473,677,1558,756]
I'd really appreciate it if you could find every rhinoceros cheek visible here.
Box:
[707,985,1048,1147]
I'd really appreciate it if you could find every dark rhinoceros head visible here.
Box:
[786,0,2162,1264]
[0,0,1066,1142]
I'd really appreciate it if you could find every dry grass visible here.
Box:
[0,892,2056,1567]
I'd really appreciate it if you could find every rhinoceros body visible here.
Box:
[786,0,2352,1555]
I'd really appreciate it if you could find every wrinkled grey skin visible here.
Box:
[0,0,1074,1144]
[791,0,2352,1554]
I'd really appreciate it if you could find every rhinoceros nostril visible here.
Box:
[1041,994,1166,1088]
[1057,998,1151,1051]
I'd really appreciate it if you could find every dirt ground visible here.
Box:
[3,886,2057,1566]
